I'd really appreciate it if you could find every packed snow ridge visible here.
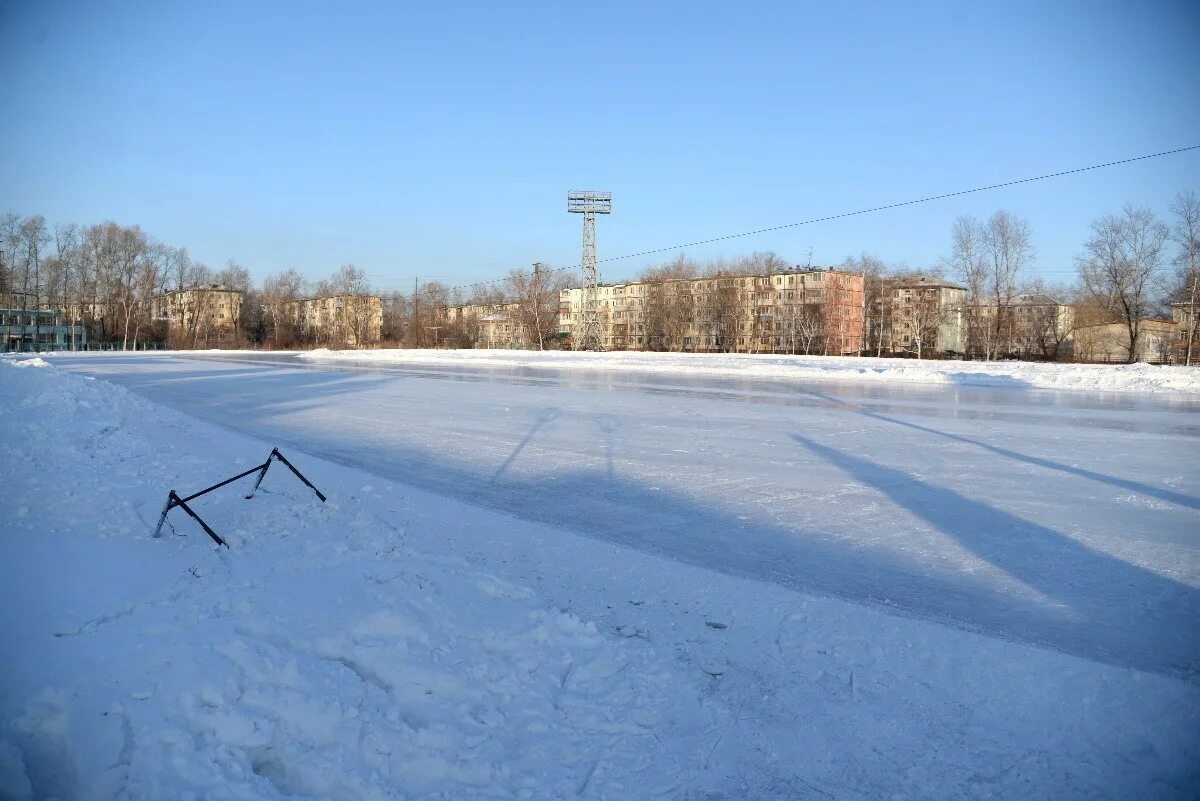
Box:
[297,348,1200,395]
[1,354,1198,799]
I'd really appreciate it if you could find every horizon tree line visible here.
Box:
[4,191,1197,362]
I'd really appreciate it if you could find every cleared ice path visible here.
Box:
[50,352,1200,680]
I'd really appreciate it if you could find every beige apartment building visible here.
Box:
[278,294,383,347]
[968,293,1075,360]
[558,268,865,354]
[446,302,527,349]
[152,284,244,348]
[877,276,967,357]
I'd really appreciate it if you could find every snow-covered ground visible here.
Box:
[2,353,1199,798]
[296,347,1200,395]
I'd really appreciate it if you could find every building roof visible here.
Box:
[893,275,967,291]
[559,267,862,293]
[970,293,1066,307]
[159,284,242,295]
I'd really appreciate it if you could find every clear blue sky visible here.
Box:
[1,0,1197,291]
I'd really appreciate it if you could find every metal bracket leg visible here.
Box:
[270,448,327,502]
[245,458,272,499]
[153,493,176,538]
[173,493,228,548]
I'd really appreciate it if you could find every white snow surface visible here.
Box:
[2,354,1199,799]
[5,357,49,369]
[295,347,1200,394]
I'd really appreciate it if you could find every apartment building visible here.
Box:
[879,276,967,357]
[558,268,865,354]
[152,284,244,348]
[446,302,527,349]
[968,293,1075,360]
[278,294,383,347]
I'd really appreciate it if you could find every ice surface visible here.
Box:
[294,347,1200,395]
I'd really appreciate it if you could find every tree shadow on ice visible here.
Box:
[796,387,1200,511]
[67,356,1200,679]
[223,410,1198,680]
[789,432,1200,680]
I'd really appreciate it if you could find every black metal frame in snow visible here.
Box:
[153,448,327,547]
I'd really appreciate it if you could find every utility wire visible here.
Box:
[395,144,1200,301]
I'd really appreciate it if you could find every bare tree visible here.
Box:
[262,269,310,348]
[1012,278,1075,361]
[508,262,565,350]
[409,281,450,347]
[979,211,1033,358]
[737,250,790,276]
[1077,206,1169,363]
[1169,190,1200,365]
[947,216,988,358]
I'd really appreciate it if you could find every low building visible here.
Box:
[1172,302,1198,365]
[152,285,244,348]
[0,307,89,351]
[1067,320,1176,364]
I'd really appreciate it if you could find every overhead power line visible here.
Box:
[399,144,1200,301]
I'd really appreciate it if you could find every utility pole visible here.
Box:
[31,235,40,352]
[860,263,868,357]
[531,262,546,350]
[567,191,612,351]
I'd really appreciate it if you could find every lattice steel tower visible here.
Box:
[567,191,611,351]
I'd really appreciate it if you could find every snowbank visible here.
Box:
[297,348,1200,394]
[2,359,1198,799]
[3,356,50,368]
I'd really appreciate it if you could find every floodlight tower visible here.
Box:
[567,190,611,351]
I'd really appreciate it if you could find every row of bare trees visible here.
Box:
[257,264,375,348]
[849,193,1198,363]
[7,193,1197,360]
[1076,193,1199,364]
[1,213,252,349]
[399,264,571,350]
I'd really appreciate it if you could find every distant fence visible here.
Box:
[0,341,166,353]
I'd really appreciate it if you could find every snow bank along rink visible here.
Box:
[1,356,1197,801]
[296,347,1200,395]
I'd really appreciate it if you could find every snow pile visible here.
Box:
[296,348,1200,395]
[2,359,1199,799]
[3,356,50,368]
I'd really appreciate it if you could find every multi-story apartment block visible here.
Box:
[277,294,383,347]
[446,302,527,349]
[558,268,865,354]
[879,276,967,357]
[152,284,243,348]
[968,293,1075,360]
